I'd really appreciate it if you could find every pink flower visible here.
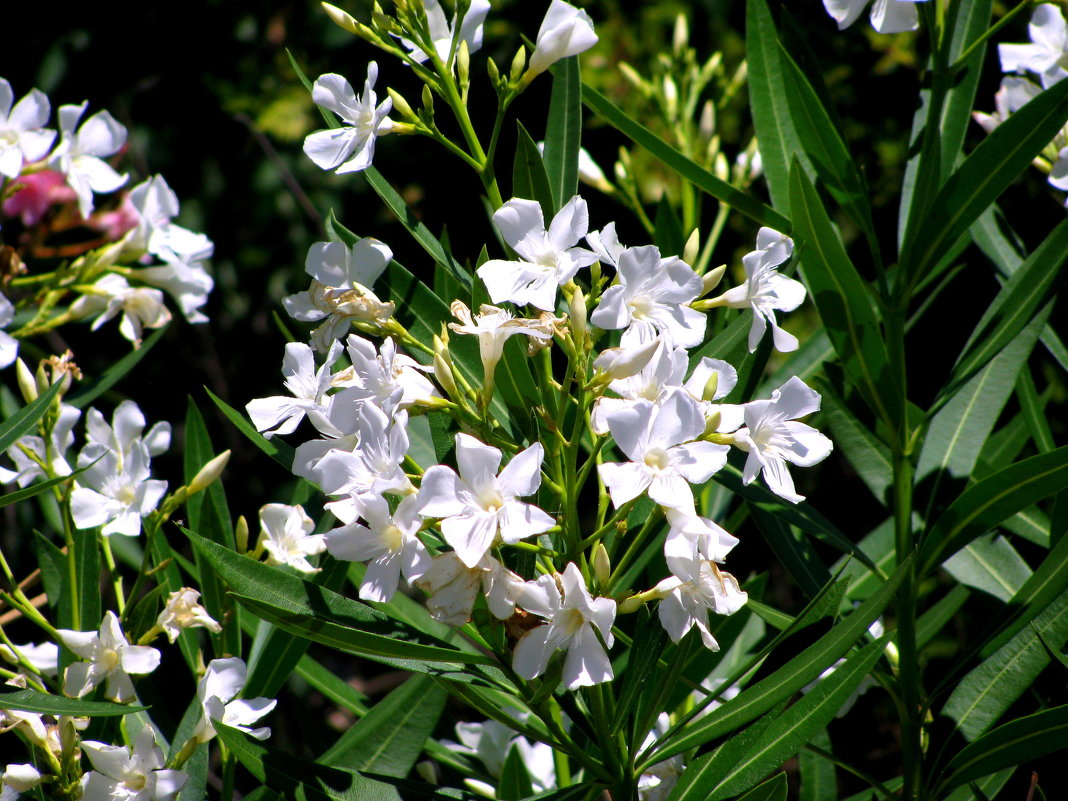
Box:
[1,169,76,226]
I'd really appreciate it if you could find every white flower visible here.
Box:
[247,340,344,438]
[58,611,160,702]
[598,390,729,512]
[48,102,127,217]
[80,727,187,801]
[0,79,54,179]
[822,0,927,34]
[312,404,414,501]
[527,0,599,78]
[303,66,393,174]
[82,400,171,468]
[193,657,276,744]
[69,274,172,346]
[0,402,81,488]
[338,335,439,412]
[590,336,662,383]
[973,76,1041,134]
[259,503,326,574]
[0,641,59,676]
[653,554,747,650]
[156,588,222,643]
[637,714,684,801]
[590,245,705,348]
[712,227,804,353]
[0,293,17,369]
[663,507,739,564]
[443,713,557,794]
[284,238,395,351]
[731,376,833,503]
[512,563,616,689]
[400,0,491,65]
[325,494,431,602]
[476,196,598,311]
[413,551,526,625]
[133,223,215,324]
[70,445,167,537]
[1,764,42,795]
[999,4,1068,88]
[0,710,47,747]
[417,433,554,568]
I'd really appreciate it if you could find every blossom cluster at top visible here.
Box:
[0,77,214,358]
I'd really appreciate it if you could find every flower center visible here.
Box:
[478,488,505,512]
[100,648,121,672]
[116,483,137,506]
[560,607,586,636]
[382,524,404,552]
[0,130,19,147]
[627,294,655,320]
[644,447,670,470]
[123,773,148,792]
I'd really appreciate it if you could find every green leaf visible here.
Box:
[581,82,789,231]
[66,325,169,408]
[0,689,145,716]
[320,674,446,778]
[816,378,891,505]
[939,704,1068,792]
[543,55,581,210]
[745,0,806,213]
[205,387,296,472]
[72,524,100,632]
[939,219,1068,410]
[919,445,1068,574]
[706,636,890,800]
[217,723,396,801]
[789,162,898,430]
[902,76,1068,285]
[512,122,556,222]
[943,588,1068,740]
[498,744,535,801]
[799,730,835,801]
[644,558,909,764]
[0,465,87,508]
[917,309,1047,522]
[736,772,789,801]
[0,380,63,454]
[942,534,1031,603]
[186,533,501,676]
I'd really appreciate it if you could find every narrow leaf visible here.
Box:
[543,55,581,209]
[0,381,63,454]
[0,689,144,716]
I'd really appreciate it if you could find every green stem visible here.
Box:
[100,535,126,615]
[606,507,662,591]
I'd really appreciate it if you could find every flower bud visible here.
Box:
[2,764,41,793]
[433,336,460,400]
[487,56,500,86]
[15,358,37,403]
[510,46,527,84]
[420,84,435,122]
[188,450,230,496]
[388,88,417,122]
[702,264,727,294]
[321,1,359,33]
[683,228,700,267]
[526,0,599,79]
[617,594,645,614]
[457,39,471,92]
[235,515,250,554]
[714,150,729,182]
[663,76,678,121]
[568,285,587,345]
[699,100,716,140]
[619,62,645,91]
[701,371,720,403]
[592,543,611,587]
[673,13,689,56]
[592,338,660,381]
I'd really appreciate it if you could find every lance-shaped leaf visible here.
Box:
[0,380,63,454]
[901,76,1068,286]
[186,533,500,676]
[938,704,1068,793]
[0,689,145,716]
[513,122,555,221]
[206,387,296,472]
[543,56,582,210]
[581,83,789,232]
[789,163,898,430]
[919,445,1068,574]
[642,558,908,764]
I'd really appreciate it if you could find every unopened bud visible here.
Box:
[457,39,471,90]
[673,13,689,56]
[510,46,527,83]
[568,286,587,344]
[15,359,37,403]
[701,372,719,402]
[487,57,500,86]
[683,229,700,267]
[703,409,723,438]
[593,543,611,587]
[714,151,729,182]
[617,595,645,614]
[420,84,435,121]
[702,264,726,294]
[321,1,359,33]
[699,100,715,140]
[663,76,678,120]
[235,515,250,554]
[34,362,49,397]
[388,88,417,121]
[619,62,644,91]
[372,2,391,31]
[188,450,230,496]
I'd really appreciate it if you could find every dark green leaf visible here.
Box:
[512,122,556,222]
[0,689,144,716]
[0,381,63,454]
[543,55,581,210]
[498,744,535,801]
[737,773,789,801]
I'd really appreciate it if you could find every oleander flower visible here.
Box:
[653,554,748,650]
[156,588,222,643]
[80,727,187,801]
[414,551,526,625]
[822,0,928,34]
[399,0,491,65]
[48,102,128,217]
[259,503,326,573]
[58,612,160,702]
[512,563,616,689]
[527,0,599,78]
[68,274,172,347]
[303,65,393,174]
[417,433,554,568]
[193,657,276,743]
[999,4,1068,88]
[0,79,54,179]
[476,196,598,311]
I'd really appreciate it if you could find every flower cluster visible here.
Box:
[0,77,214,353]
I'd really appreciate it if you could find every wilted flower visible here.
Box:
[156,588,222,643]
[69,274,172,347]
[414,551,526,625]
